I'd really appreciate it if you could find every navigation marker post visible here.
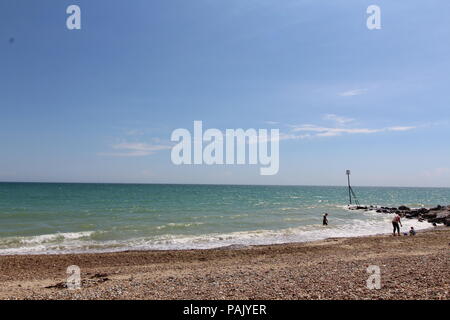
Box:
[346,170,352,204]
[346,170,360,206]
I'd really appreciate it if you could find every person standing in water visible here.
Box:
[323,213,329,226]
[392,213,402,236]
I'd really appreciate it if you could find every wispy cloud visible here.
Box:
[257,132,311,143]
[285,114,417,139]
[323,114,355,125]
[99,142,172,157]
[339,88,368,97]
[387,126,416,132]
[291,124,416,137]
[100,116,419,156]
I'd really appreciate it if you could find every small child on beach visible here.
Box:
[409,227,416,236]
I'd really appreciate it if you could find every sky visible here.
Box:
[1,0,450,187]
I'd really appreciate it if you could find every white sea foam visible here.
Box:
[0,215,433,255]
[20,231,94,244]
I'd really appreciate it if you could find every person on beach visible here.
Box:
[323,213,328,226]
[409,227,416,236]
[392,213,402,236]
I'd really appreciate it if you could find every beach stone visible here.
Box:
[399,205,410,211]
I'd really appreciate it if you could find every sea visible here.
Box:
[0,183,448,255]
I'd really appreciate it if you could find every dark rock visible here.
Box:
[428,218,441,224]
[368,204,449,226]
[422,212,437,219]
[429,212,450,224]
[408,210,419,217]
[418,208,429,214]
[445,217,450,227]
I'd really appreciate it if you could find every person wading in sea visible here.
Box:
[392,213,402,236]
[323,213,329,226]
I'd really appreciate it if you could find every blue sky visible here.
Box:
[1,0,450,186]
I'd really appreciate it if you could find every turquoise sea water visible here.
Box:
[0,183,449,255]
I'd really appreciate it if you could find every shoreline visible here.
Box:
[0,224,438,257]
[1,227,448,300]
[0,219,435,257]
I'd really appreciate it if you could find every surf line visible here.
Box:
[171,121,279,175]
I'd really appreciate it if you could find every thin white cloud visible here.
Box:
[323,114,355,125]
[386,126,416,132]
[316,131,341,137]
[99,142,172,157]
[259,132,311,143]
[339,88,368,97]
[288,113,417,139]
[101,117,418,156]
[291,124,416,137]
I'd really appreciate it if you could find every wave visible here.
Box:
[155,222,205,230]
[0,216,432,255]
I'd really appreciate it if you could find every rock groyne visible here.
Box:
[349,205,450,226]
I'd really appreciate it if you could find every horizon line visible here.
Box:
[0,180,449,189]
